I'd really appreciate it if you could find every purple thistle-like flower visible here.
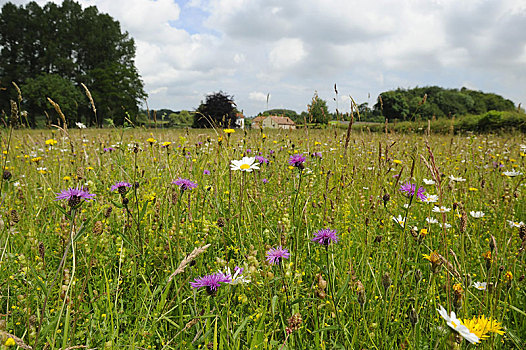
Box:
[55,186,95,207]
[399,182,427,201]
[312,228,339,246]
[110,181,132,194]
[311,152,322,158]
[255,156,269,164]
[262,178,269,184]
[203,169,211,175]
[173,178,198,191]
[288,154,306,168]
[190,272,231,295]
[266,246,290,265]
[103,147,115,152]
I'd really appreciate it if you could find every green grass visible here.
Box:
[0,126,525,349]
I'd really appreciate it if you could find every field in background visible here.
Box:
[0,127,525,349]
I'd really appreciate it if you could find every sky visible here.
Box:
[3,0,526,117]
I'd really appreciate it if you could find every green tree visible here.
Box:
[0,0,146,127]
[193,91,238,128]
[375,91,410,120]
[307,92,330,124]
[21,73,84,126]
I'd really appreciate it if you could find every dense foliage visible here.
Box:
[371,86,515,121]
[193,91,238,128]
[307,92,330,124]
[0,0,146,126]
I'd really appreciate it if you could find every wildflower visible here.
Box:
[76,122,87,129]
[262,178,269,184]
[311,228,339,246]
[449,175,466,182]
[504,271,513,282]
[437,305,480,344]
[254,155,269,164]
[473,282,487,290]
[45,139,57,146]
[502,170,523,177]
[110,181,132,195]
[507,220,525,228]
[469,211,485,218]
[103,147,115,152]
[439,222,452,229]
[146,137,156,145]
[172,178,198,191]
[461,315,505,340]
[423,194,439,203]
[230,157,260,172]
[423,251,442,272]
[288,154,306,169]
[55,186,95,207]
[392,215,406,227]
[223,129,235,134]
[419,228,428,237]
[161,141,172,147]
[432,206,451,213]
[399,182,427,201]
[4,338,16,347]
[423,178,435,185]
[222,266,250,285]
[190,272,231,295]
[266,246,290,265]
[203,169,210,175]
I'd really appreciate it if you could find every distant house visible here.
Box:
[235,112,245,129]
[252,115,296,129]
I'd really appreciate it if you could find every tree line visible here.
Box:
[0,0,146,127]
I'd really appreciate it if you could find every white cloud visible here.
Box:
[2,0,525,116]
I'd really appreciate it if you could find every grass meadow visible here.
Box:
[0,126,525,349]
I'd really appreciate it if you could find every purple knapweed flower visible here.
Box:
[110,181,132,194]
[55,186,95,207]
[190,272,231,295]
[262,178,269,184]
[246,149,252,153]
[288,154,306,168]
[266,246,290,265]
[255,156,269,164]
[312,228,339,246]
[203,169,211,175]
[311,152,322,158]
[399,182,427,201]
[103,147,115,152]
[173,178,198,191]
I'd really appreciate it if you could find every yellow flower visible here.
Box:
[262,134,267,139]
[223,129,235,134]
[504,271,513,282]
[419,228,428,236]
[452,283,463,293]
[423,251,440,264]
[461,315,505,340]
[146,137,156,144]
[468,187,478,192]
[4,338,16,347]
[45,139,57,145]
[393,159,402,164]
[31,157,42,163]
[63,176,71,181]
[162,141,172,147]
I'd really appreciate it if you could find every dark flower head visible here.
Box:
[312,228,339,246]
[172,178,198,191]
[311,152,322,158]
[288,154,306,168]
[255,155,269,164]
[110,181,132,195]
[103,147,115,153]
[399,182,427,201]
[55,186,95,207]
[266,246,290,265]
[190,272,231,295]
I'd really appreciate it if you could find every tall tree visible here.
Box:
[193,91,238,128]
[307,92,330,124]
[0,0,146,127]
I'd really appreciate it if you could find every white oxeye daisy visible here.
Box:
[392,215,406,227]
[423,178,435,185]
[439,222,452,229]
[432,206,451,213]
[449,175,466,182]
[437,305,480,344]
[473,282,487,290]
[230,157,260,172]
[426,217,439,224]
[423,194,439,203]
[469,211,485,218]
[502,170,523,177]
[507,220,525,228]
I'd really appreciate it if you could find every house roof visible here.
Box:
[269,115,295,125]
[252,115,267,123]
